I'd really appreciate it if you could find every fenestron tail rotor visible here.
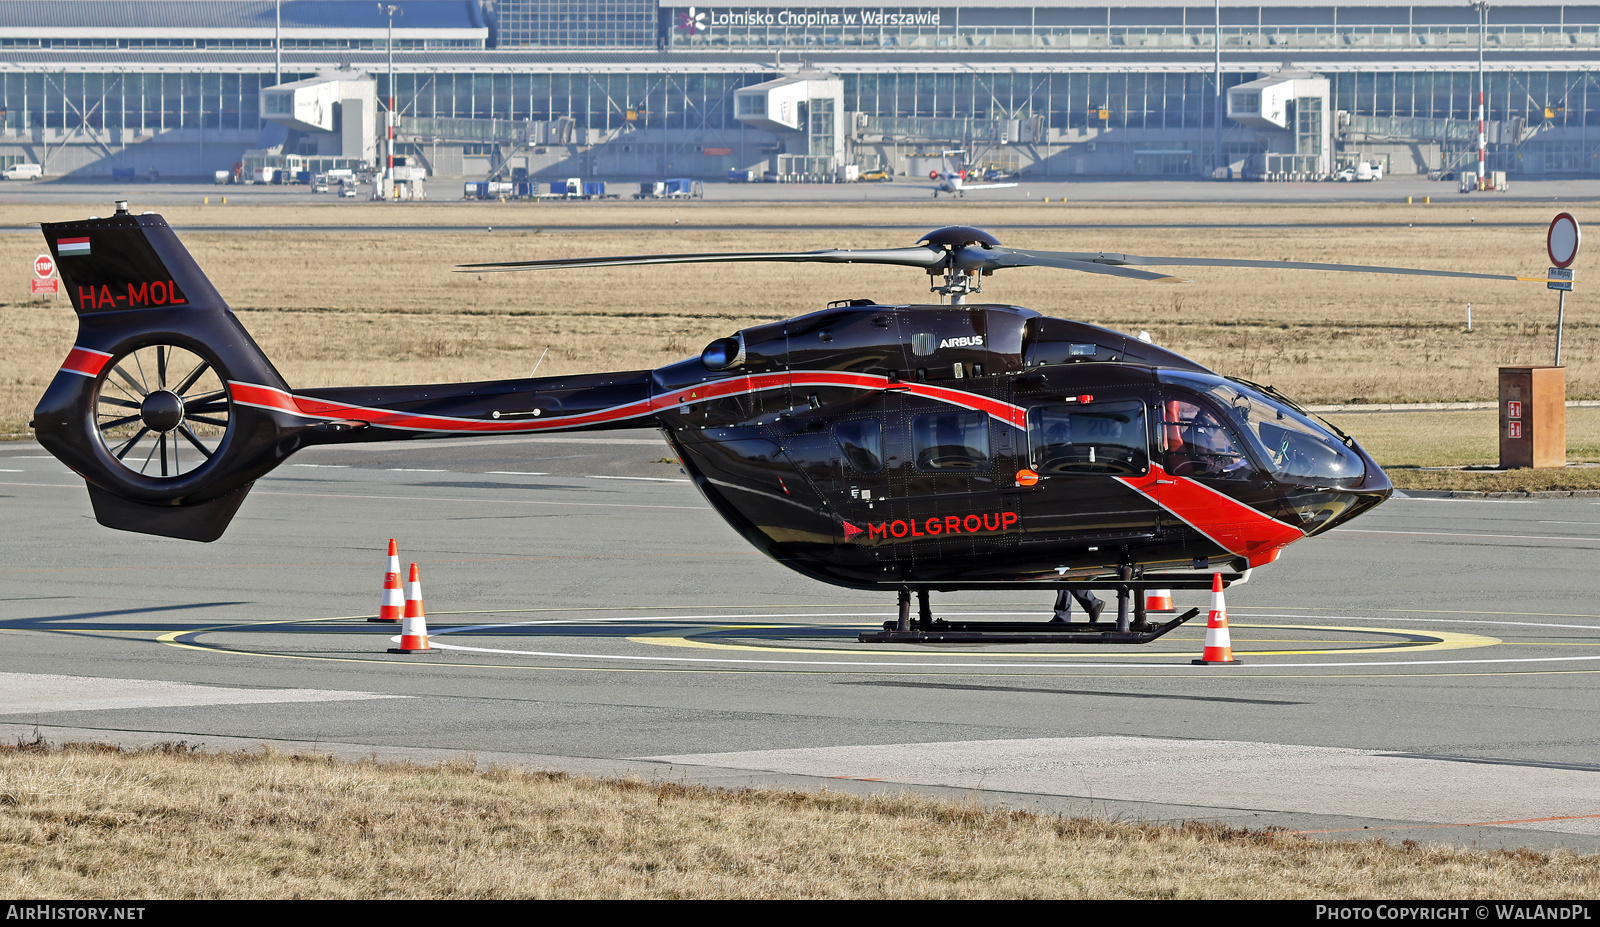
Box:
[459,224,1553,304]
[93,344,230,479]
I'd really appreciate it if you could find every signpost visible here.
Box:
[31,252,56,299]
[1501,213,1580,469]
[1547,212,1580,366]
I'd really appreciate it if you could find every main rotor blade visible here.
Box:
[459,246,947,273]
[459,235,1547,284]
[1000,248,1544,283]
[958,247,1179,282]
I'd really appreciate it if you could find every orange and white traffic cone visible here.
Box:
[1144,588,1175,613]
[369,538,404,623]
[388,563,434,654]
[1192,573,1241,665]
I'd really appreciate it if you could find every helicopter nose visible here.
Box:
[1275,444,1393,537]
[1355,460,1393,497]
[1343,437,1393,499]
[1298,460,1392,536]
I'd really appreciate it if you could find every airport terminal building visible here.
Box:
[1,0,1597,181]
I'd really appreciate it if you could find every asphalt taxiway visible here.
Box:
[4,433,1600,851]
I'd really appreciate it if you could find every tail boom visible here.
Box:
[29,207,667,541]
[270,369,659,443]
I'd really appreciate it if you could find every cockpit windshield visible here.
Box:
[1159,371,1367,487]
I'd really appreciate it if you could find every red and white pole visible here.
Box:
[1478,87,1486,190]
[382,91,392,192]
[380,4,400,201]
[1475,2,1487,191]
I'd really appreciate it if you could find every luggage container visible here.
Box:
[663,178,702,199]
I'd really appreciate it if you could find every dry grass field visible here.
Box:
[1326,408,1600,491]
[0,199,1592,482]
[3,739,1597,900]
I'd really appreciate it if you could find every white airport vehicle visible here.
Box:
[1336,161,1384,182]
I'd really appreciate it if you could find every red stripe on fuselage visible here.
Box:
[229,382,663,433]
[898,380,1028,429]
[1117,464,1304,566]
[59,346,113,378]
[226,371,1026,436]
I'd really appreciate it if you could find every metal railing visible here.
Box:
[1345,114,1514,145]
[671,24,1600,52]
[396,116,528,143]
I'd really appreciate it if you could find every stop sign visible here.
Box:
[33,254,54,278]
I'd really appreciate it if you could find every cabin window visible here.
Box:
[912,411,991,471]
[834,419,883,474]
[1028,400,1149,476]
[1156,398,1250,480]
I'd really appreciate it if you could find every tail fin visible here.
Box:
[33,205,304,541]
[49,204,231,317]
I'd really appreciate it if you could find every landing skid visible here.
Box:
[859,608,1201,644]
[858,572,1229,644]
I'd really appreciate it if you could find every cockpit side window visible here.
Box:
[1157,398,1252,480]
[1028,400,1149,476]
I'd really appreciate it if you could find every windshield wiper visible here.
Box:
[1226,376,1357,449]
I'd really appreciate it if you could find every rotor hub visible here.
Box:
[140,390,185,433]
[918,226,1001,251]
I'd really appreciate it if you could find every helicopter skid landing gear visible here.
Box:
[862,607,1201,644]
[893,589,935,632]
[861,570,1229,643]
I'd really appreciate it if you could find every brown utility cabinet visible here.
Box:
[1498,366,1566,469]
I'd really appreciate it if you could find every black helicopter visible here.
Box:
[29,205,1543,642]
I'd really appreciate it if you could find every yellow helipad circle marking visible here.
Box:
[142,620,1600,678]
[625,622,1501,658]
[140,605,1600,678]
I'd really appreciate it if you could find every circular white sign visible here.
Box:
[1548,213,1581,268]
[33,254,54,279]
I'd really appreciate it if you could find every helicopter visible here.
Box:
[29,204,1549,643]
